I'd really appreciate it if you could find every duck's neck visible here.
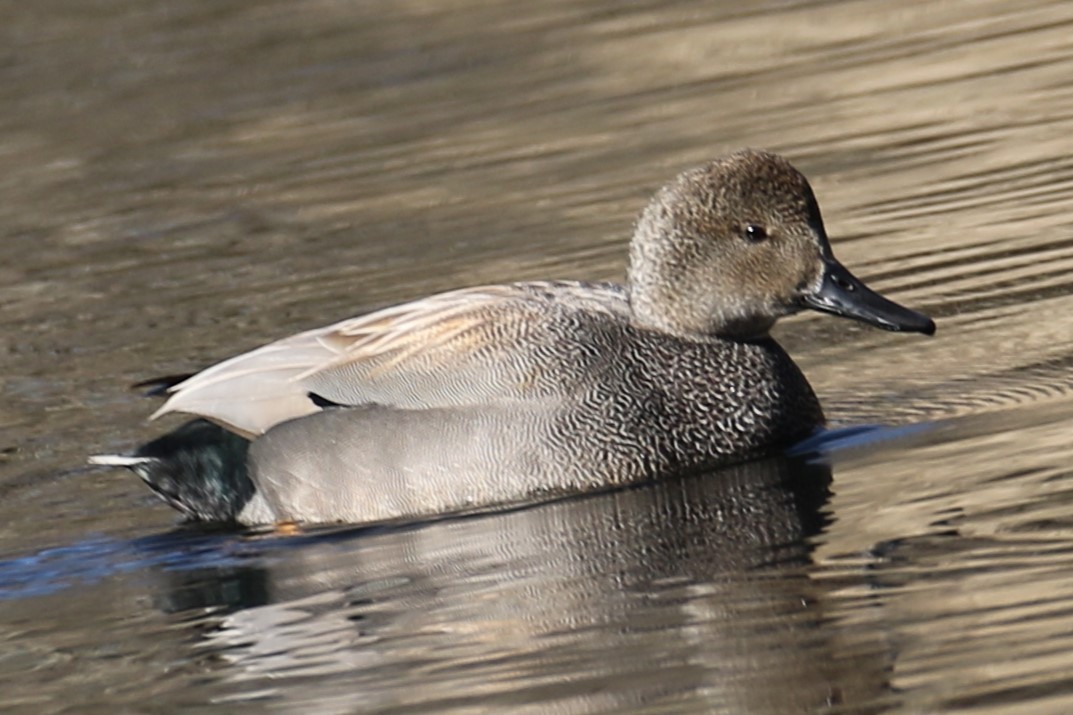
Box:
[627,241,776,341]
[628,291,775,341]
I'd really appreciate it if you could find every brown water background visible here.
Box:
[5,1,1073,712]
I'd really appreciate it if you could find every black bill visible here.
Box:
[802,259,935,335]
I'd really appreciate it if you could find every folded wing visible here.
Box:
[152,281,629,437]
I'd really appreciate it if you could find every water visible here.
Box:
[4,0,1073,712]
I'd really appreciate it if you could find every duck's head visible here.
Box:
[627,149,935,340]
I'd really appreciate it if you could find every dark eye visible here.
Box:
[743,224,769,243]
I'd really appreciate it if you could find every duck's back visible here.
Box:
[154,281,633,437]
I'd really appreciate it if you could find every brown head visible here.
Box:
[627,149,934,339]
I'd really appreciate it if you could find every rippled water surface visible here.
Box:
[5,1,1073,712]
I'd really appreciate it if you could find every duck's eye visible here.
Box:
[743,224,769,243]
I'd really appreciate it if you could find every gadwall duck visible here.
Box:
[92,149,935,526]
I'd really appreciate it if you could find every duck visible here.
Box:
[91,149,935,526]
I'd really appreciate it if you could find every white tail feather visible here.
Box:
[88,454,155,467]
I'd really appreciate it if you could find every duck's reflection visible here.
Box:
[152,456,891,714]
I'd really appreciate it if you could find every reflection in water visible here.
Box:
[148,456,889,713]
